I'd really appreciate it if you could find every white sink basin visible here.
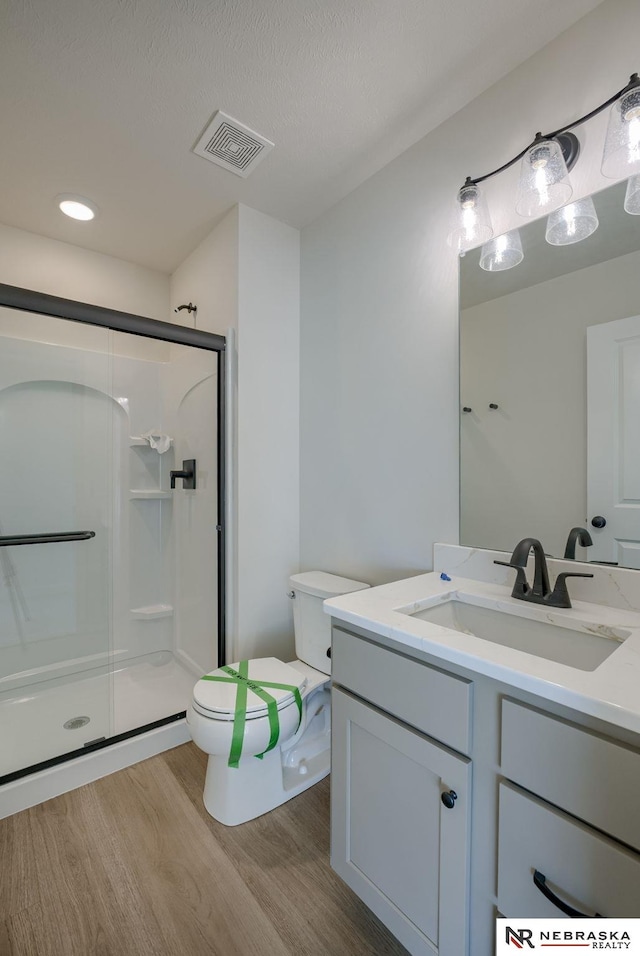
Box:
[403,596,628,671]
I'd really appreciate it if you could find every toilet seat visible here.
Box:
[192,657,308,722]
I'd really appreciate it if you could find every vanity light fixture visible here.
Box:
[449,73,640,252]
[515,134,574,218]
[447,181,493,254]
[624,174,640,214]
[56,194,98,221]
[545,196,599,246]
[601,86,640,179]
[479,229,523,272]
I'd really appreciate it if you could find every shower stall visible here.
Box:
[0,285,225,784]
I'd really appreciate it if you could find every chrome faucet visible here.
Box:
[495,537,593,609]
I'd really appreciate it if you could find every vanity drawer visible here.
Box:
[501,699,640,850]
[498,782,640,918]
[332,626,472,754]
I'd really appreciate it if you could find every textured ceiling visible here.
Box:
[0,0,604,273]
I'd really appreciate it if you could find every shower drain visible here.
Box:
[63,716,91,730]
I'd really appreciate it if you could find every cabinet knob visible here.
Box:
[326,647,331,659]
[441,789,458,809]
[591,516,607,529]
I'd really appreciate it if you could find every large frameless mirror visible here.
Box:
[459,180,640,568]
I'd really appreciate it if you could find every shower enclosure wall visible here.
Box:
[0,286,225,782]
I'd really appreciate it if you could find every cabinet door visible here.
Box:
[331,688,471,956]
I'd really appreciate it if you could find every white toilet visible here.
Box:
[187,571,369,826]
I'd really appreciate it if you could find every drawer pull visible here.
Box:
[533,870,603,918]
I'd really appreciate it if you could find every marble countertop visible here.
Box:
[324,556,640,736]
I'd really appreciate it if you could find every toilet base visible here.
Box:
[202,686,331,826]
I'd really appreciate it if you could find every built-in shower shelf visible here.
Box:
[129,490,172,500]
[129,436,173,449]
[130,604,174,620]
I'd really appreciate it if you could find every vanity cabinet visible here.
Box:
[330,620,640,956]
[331,628,472,956]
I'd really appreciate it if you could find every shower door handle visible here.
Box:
[0,531,96,546]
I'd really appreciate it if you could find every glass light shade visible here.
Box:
[479,230,524,272]
[515,138,573,218]
[545,196,599,246]
[601,87,640,180]
[624,174,640,214]
[447,182,493,254]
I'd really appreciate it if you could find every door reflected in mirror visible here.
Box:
[459,180,640,568]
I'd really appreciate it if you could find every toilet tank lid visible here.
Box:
[289,571,370,599]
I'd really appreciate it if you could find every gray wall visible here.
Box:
[300,0,640,586]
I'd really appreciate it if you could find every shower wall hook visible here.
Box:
[174,301,198,329]
[174,302,197,315]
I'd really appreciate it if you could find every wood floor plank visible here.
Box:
[0,744,408,956]
[88,756,292,956]
[53,781,175,956]
[0,918,14,956]
[1,786,164,956]
[164,743,408,956]
[4,903,75,956]
[0,803,45,917]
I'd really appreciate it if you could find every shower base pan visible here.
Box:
[0,652,196,815]
[0,716,190,820]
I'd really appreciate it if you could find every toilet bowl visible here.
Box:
[187,571,369,826]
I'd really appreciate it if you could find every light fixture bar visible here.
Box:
[462,73,639,189]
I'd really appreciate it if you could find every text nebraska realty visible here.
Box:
[539,930,631,949]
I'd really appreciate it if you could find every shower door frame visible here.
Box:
[0,282,227,780]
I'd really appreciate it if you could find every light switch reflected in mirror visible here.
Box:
[459,180,640,569]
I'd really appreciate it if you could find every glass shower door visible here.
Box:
[108,330,219,735]
[0,308,113,778]
[0,297,224,782]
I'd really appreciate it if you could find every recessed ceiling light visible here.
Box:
[56,194,98,221]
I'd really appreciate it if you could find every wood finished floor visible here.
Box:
[0,743,408,956]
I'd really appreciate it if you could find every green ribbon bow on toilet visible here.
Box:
[201,660,303,768]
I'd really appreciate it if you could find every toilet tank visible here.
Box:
[289,571,370,675]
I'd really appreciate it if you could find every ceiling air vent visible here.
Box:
[193,112,274,178]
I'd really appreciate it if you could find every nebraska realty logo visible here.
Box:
[496,919,640,952]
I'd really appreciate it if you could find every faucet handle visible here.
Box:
[494,560,530,599]
[549,571,594,609]
[494,559,524,573]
